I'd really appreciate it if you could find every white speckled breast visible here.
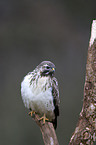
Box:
[21,74,55,120]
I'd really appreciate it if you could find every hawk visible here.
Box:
[21,61,60,129]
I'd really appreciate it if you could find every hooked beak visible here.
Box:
[50,67,55,72]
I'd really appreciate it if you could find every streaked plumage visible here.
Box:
[21,61,60,129]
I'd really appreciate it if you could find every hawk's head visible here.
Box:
[37,61,55,77]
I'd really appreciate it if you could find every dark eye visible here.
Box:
[46,66,50,69]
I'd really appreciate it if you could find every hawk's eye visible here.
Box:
[46,66,50,69]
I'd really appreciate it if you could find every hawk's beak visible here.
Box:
[50,67,55,73]
[52,68,55,71]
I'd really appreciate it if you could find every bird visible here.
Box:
[21,61,60,129]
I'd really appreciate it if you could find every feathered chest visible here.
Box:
[21,75,54,114]
[30,76,52,95]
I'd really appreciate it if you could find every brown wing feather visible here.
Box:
[52,77,60,129]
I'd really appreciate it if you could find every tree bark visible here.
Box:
[32,114,59,145]
[69,20,96,145]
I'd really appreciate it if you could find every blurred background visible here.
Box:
[0,0,96,145]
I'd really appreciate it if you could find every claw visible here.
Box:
[39,114,49,124]
[28,111,35,117]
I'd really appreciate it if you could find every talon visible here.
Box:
[28,111,35,117]
[39,114,49,124]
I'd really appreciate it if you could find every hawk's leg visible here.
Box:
[28,111,35,117]
[39,114,49,124]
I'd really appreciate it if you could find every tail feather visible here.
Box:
[52,117,57,129]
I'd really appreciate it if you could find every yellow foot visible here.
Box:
[28,111,35,117]
[39,114,49,124]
